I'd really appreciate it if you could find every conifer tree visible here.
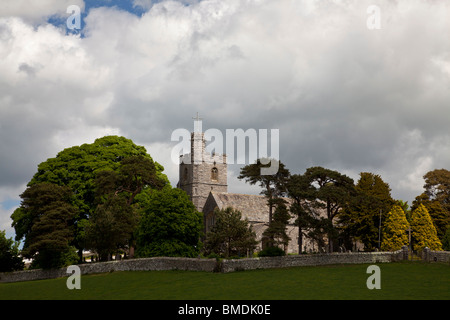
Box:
[340,172,394,251]
[381,205,409,251]
[410,204,442,251]
[203,207,257,258]
[262,198,291,251]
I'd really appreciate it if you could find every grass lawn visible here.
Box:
[0,262,448,300]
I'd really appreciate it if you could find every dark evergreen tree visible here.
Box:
[262,198,291,251]
[13,183,78,269]
[339,172,395,251]
[303,167,355,252]
[411,169,450,243]
[203,207,257,258]
[238,158,290,223]
[287,173,317,253]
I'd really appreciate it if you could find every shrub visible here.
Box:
[258,246,286,257]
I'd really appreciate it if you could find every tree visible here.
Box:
[261,198,291,251]
[12,183,78,269]
[203,207,257,258]
[238,158,290,224]
[339,172,395,251]
[12,136,169,261]
[95,155,166,206]
[412,193,449,241]
[381,205,410,251]
[85,194,139,261]
[411,169,450,244]
[442,228,450,251]
[135,187,203,258]
[0,230,24,272]
[87,155,165,260]
[287,173,317,253]
[410,204,442,251]
[423,169,450,212]
[303,167,355,252]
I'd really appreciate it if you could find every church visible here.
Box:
[176,120,321,254]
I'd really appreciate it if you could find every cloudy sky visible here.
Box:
[1,0,449,239]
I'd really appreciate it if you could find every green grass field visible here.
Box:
[1,262,448,300]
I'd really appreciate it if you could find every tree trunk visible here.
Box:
[298,227,303,254]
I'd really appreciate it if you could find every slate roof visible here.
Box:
[205,192,295,224]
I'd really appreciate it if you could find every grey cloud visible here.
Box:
[1,0,449,234]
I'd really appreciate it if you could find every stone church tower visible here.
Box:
[178,122,227,213]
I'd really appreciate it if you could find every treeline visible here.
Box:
[1,136,449,271]
[237,160,448,256]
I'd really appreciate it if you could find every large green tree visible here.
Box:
[203,207,257,258]
[303,167,355,252]
[135,187,203,258]
[412,169,450,241]
[287,173,323,253]
[85,194,138,261]
[86,155,165,260]
[11,183,78,269]
[339,172,395,251]
[12,136,169,261]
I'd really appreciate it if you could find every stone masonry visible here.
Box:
[178,131,228,213]
[0,250,409,283]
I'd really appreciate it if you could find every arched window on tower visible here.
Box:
[211,167,218,181]
[183,167,188,182]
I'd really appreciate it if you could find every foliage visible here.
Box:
[412,169,450,242]
[203,207,258,258]
[302,166,355,252]
[135,187,203,258]
[20,136,167,255]
[0,230,24,272]
[442,227,450,251]
[85,155,166,260]
[287,173,327,253]
[238,158,290,223]
[410,204,442,251]
[339,172,395,251]
[412,193,449,241]
[12,183,78,269]
[381,205,410,251]
[85,194,139,261]
[238,158,291,254]
[95,155,166,205]
[262,198,291,250]
[422,169,450,212]
[29,136,167,215]
[11,136,169,264]
[258,246,286,257]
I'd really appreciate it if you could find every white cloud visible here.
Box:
[0,0,449,238]
[1,0,85,24]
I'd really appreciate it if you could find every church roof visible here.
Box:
[205,192,294,224]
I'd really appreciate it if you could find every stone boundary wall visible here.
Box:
[0,247,412,283]
[422,248,450,263]
[220,250,404,273]
[0,257,216,283]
